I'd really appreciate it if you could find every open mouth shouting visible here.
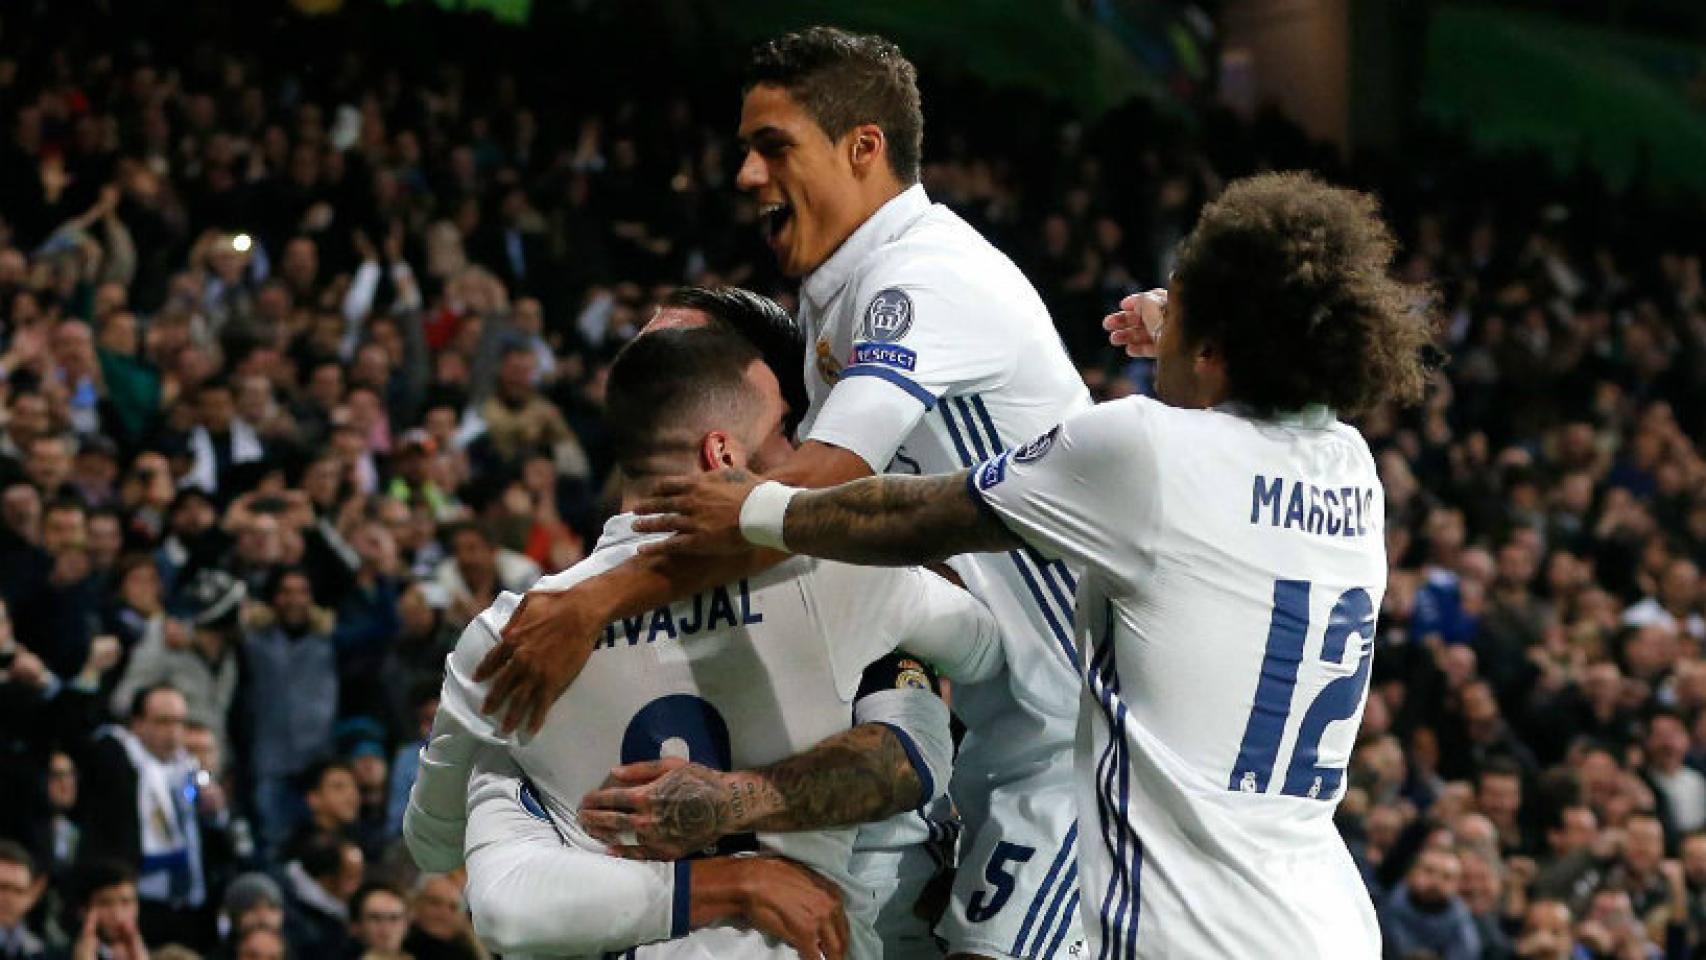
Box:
[759,200,794,251]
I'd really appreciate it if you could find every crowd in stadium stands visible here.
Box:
[0,1,1703,958]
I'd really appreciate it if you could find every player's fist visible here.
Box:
[1102,288,1167,359]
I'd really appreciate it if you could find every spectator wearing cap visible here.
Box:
[73,439,122,511]
[1379,847,1483,960]
[338,730,393,859]
[0,842,48,960]
[385,431,452,520]
[110,569,244,763]
[219,872,284,946]
[241,570,337,859]
[78,684,211,950]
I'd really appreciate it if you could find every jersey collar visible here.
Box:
[800,184,933,320]
[1216,401,1338,428]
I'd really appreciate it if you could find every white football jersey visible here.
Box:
[437,514,1002,959]
[795,183,1092,792]
[972,398,1386,958]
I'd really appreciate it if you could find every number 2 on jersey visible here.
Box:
[620,694,757,856]
[1229,580,1375,800]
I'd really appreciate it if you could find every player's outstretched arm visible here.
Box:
[474,440,873,735]
[634,469,1022,567]
[580,722,925,859]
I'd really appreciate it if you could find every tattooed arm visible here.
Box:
[782,470,1020,565]
[578,723,924,860]
[633,469,1022,567]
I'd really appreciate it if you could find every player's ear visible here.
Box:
[848,123,885,176]
[699,431,737,471]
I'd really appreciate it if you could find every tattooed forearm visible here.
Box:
[738,723,924,832]
[783,471,1021,566]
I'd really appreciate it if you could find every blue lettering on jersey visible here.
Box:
[1254,475,1377,538]
[1283,482,1306,529]
[647,607,678,643]
[705,586,739,631]
[590,580,760,653]
[678,593,703,634]
[1251,475,1284,525]
[737,580,763,625]
[851,342,918,371]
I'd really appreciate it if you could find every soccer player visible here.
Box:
[631,173,1434,957]
[481,28,1091,960]
[405,325,1005,959]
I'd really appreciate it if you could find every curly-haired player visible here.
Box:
[634,172,1433,958]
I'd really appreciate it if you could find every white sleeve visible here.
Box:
[891,568,1004,684]
[807,263,1011,471]
[435,595,524,747]
[853,685,952,805]
[807,562,1004,697]
[970,398,1161,583]
[464,757,682,956]
[401,709,482,874]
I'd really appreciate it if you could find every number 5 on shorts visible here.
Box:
[965,841,1036,922]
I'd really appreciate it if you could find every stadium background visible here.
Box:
[0,0,1704,956]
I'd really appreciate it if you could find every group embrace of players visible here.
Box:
[402,25,1435,960]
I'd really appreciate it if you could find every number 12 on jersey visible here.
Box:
[1229,579,1375,800]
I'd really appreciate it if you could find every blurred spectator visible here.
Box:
[279,833,360,960]
[217,874,284,949]
[402,875,481,960]
[347,882,409,960]
[1380,847,1483,960]
[233,925,286,960]
[109,571,244,758]
[1512,899,1581,960]
[68,860,148,960]
[0,842,47,960]
[78,685,212,950]
[241,571,337,858]
[432,524,536,629]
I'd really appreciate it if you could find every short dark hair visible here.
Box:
[746,27,923,184]
[350,881,406,919]
[129,682,181,721]
[660,286,806,435]
[605,327,764,477]
[0,840,35,878]
[294,830,351,881]
[76,859,137,907]
[296,757,352,796]
[1477,756,1523,785]
[1169,172,1432,418]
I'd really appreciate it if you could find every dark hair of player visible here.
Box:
[1169,172,1432,418]
[605,327,763,479]
[660,286,806,435]
[745,26,924,185]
